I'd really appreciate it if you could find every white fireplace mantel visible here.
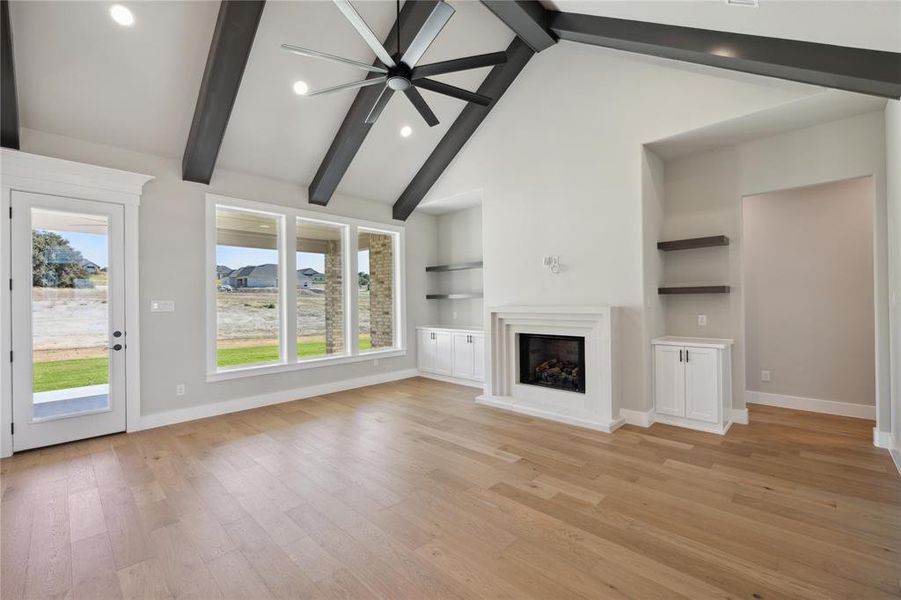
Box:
[477,305,622,433]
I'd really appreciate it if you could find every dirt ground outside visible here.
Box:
[31,285,373,361]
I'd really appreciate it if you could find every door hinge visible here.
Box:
[10,423,13,435]
[8,206,11,219]
[8,278,11,291]
[9,350,12,362]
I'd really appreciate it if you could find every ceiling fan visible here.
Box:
[282,0,507,127]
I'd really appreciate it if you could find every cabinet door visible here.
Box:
[434,332,454,375]
[471,334,485,382]
[452,333,474,379]
[684,346,719,423]
[417,330,435,373]
[654,345,685,417]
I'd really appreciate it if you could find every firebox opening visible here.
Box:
[518,333,586,394]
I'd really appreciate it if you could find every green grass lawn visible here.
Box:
[32,337,375,392]
[33,357,109,393]
[217,336,372,367]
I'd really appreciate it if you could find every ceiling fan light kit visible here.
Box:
[282,0,508,127]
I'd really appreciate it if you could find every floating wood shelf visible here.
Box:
[657,236,729,251]
[426,293,484,300]
[425,261,484,272]
[659,286,730,295]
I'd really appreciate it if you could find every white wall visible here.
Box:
[659,110,889,422]
[434,205,484,328]
[743,177,875,406]
[886,100,901,454]
[18,128,438,420]
[425,41,817,411]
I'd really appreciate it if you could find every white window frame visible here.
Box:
[205,193,405,382]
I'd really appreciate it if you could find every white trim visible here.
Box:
[417,371,485,390]
[654,411,733,435]
[207,348,406,382]
[476,394,625,433]
[0,150,151,457]
[135,369,419,431]
[873,427,894,449]
[620,408,655,427]
[731,408,749,425]
[746,390,876,420]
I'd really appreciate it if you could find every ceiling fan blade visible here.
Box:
[411,51,507,79]
[403,87,439,127]
[415,78,492,107]
[332,0,396,68]
[400,0,455,67]
[281,44,388,74]
[365,85,395,124]
[308,76,387,97]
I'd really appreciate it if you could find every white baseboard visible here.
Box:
[620,408,655,427]
[133,368,419,431]
[873,427,894,449]
[745,390,875,420]
[476,395,625,433]
[417,371,485,390]
[731,408,749,425]
[891,447,901,479]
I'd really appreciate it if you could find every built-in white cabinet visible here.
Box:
[652,337,733,434]
[418,327,484,384]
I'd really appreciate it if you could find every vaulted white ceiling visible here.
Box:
[9,1,899,209]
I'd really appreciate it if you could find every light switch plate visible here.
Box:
[697,314,707,326]
[151,300,175,312]
[761,370,771,382]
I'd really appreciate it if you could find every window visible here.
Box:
[206,195,403,379]
[297,219,347,360]
[357,229,397,352]
[214,206,282,369]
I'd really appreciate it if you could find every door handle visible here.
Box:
[109,344,123,351]
[685,349,689,362]
[679,350,683,362]
[113,330,122,338]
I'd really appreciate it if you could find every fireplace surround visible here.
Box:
[478,305,621,432]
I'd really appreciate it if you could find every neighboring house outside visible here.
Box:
[297,267,322,289]
[216,265,233,281]
[224,265,324,289]
[227,264,278,288]
[80,259,101,274]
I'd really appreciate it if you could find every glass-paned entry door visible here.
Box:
[10,191,127,451]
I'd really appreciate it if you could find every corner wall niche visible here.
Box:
[429,205,484,329]
[658,234,730,295]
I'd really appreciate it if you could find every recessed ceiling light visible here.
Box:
[109,4,135,27]
[292,80,309,96]
[400,125,412,138]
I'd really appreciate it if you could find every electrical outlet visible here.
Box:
[176,384,185,396]
[373,358,379,367]
[697,314,707,327]
[453,311,458,320]
[761,370,771,382]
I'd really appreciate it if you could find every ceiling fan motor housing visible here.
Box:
[387,61,413,91]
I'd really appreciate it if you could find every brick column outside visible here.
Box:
[368,233,394,349]
[324,240,344,354]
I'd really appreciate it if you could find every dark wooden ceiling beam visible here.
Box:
[309,0,441,206]
[480,0,555,53]
[182,0,266,184]
[392,37,533,221]
[1,0,20,150]
[549,11,901,99]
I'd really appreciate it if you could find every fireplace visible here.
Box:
[518,333,586,393]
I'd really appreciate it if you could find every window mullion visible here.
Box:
[348,225,359,357]
[283,215,297,364]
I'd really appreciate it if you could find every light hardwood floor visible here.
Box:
[2,377,900,599]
